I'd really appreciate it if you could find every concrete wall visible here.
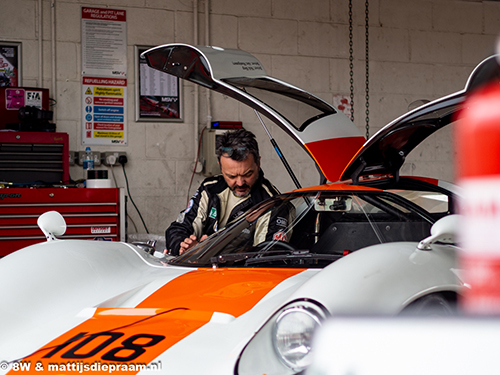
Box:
[1,0,499,236]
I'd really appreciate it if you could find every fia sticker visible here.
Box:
[209,207,217,219]
[26,91,43,108]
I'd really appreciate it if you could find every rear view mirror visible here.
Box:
[314,197,352,212]
[37,211,67,241]
[417,214,459,250]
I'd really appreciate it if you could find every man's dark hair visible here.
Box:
[216,128,260,163]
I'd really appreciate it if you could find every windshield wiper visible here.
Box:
[210,250,341,268]
[244,251,341,266]
[210,249,291,267]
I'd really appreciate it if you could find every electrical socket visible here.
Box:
[69,151,77,166]
[103,151,127,166]
[76,150,101,166]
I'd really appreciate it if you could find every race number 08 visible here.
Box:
[43,332,165,362]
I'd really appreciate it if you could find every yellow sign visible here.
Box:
[94,87,124,97]
[94,131,124,139]
[85,87,93,95]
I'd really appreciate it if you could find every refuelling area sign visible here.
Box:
[82,76,127,145]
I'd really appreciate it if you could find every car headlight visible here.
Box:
[237,301,327,375]
[273,304,324,371]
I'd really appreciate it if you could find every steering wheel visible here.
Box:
[255,240,297,252]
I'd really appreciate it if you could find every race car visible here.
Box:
[1,45,497,375]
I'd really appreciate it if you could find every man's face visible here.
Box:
[219,153,260,197]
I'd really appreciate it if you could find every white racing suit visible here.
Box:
[165,171,285,255]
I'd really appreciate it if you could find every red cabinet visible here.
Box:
[0,187,125,256]
[0,131,69,185]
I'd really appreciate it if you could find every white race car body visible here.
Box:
[0,230,460,375]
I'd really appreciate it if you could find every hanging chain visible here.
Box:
[348,0,354,122]
[364,0,370,139]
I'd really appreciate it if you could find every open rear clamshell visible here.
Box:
[142,44,365,183]
[341,55,500,184]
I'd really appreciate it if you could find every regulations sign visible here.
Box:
[81,7,127,78]
[82,76,127,145]
[81,6,127,146]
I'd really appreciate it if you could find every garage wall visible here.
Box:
[1,0,499,236]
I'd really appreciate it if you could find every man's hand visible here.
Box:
[179,234,208,255]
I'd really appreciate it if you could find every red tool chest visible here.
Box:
[0,131,70,184]
[0,187,125,256]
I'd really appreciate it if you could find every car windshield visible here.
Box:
[169,190,433,269]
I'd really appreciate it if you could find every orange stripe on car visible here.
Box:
[12,268,303,374]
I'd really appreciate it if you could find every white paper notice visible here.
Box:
[81,7,127,77]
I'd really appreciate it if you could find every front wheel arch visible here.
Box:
[401,292,458,316]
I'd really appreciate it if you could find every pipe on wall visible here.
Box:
[38,0,43,87]
[190,0,211,174]
[51,0,56,118]
[193,0,201,172]
[204,0,212,131]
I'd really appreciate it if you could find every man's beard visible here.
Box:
[231,184,251,197]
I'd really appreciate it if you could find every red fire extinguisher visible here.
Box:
[457,80,500,314]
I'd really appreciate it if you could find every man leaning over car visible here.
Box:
[165,128,281,255]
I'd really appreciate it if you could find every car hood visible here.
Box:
[142,43,365,182]
[341,54,500,183]
[0,239,315,373]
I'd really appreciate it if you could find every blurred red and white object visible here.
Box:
[456,65,500,313]
[307,317,500,375]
